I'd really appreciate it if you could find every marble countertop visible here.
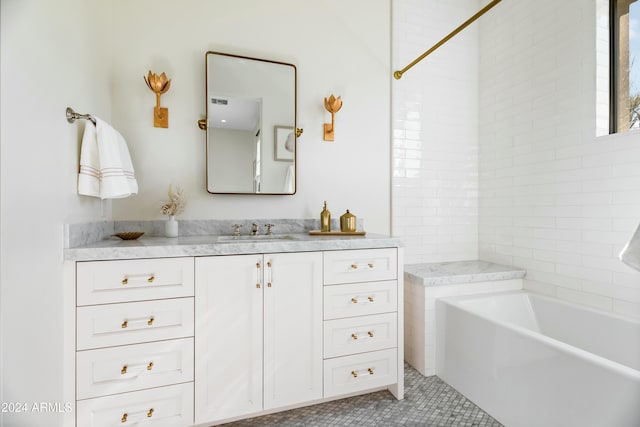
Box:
[64,232,403,261]
[404,260,526,286]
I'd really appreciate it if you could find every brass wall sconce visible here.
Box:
[144,71,171,128]
[323,94,342,141]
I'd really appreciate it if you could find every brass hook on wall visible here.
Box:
[323,94,342,141]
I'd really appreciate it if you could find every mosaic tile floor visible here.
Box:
[221,364,503,426]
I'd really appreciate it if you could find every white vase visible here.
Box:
[165,215,179,237]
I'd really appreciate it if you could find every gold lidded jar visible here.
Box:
[320,201,331,232]
[340,209,356,232]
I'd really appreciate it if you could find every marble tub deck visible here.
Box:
[404,260,526,287]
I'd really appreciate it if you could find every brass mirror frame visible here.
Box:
[202,51,298,195]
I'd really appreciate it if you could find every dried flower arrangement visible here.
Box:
[161,184,186,217]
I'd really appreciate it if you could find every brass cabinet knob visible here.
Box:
[351,370,358,378]
[122,278,128,285]
[350,264,358,269]
[121,365,128,375]
[368,263,374,268]
[147,408,154,418]
[256,283,261,288]
[368,296,374,303]
[368,331,374,337]
[351,298,358,304]
[121,413,128,423]
[147,275,155,283]
[147,362,154,370]
[351,333,358,340]
[147,317,154,326]
[267,262,272,267]
[121,320,128,329]
[368,368,374,375]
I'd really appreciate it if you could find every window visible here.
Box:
[611,0,640,133]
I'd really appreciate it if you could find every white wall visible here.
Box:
[109,0,392,234]
[392,0,480,264]
[478,0,640,317]
[0,0,112,425]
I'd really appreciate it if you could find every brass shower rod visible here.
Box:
[393,0,503,80]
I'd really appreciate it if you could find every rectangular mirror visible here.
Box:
[204,51,297,194]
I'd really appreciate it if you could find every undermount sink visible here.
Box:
[217,234,296,242]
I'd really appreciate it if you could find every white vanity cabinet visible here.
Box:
[74,257,195,427]
[65,232,403,427]
[194,251,323,424]
[322,248,403,399]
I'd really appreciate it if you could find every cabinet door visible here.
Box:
[195,255,264,423]
[263,252,323,409]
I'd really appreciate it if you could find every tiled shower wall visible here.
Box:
[478,0,640,317]
[392,0,480,265]
[393,0,639,317]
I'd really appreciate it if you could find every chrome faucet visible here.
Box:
[251,223,260,235]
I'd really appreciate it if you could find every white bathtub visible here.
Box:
[436,291,640,427]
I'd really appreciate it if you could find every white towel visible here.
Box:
[283,164,294,193]
[78,118,138,199]
[620,224,640,272]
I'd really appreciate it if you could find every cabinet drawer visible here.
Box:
[77,338,194,400]
[77,257,194,306]
[324,248,397,285]
[324,280,397,320]
[77,298,194,350]
[324,313,397,358]
[324,348,398,398]
[76,382,193,427]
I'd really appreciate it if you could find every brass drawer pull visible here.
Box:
[350,263,374,270]
[122,275,155,285]
[121,317,154,329]
[121,361,153,376]
[120,408,153,423]
[351,331,375,340]
[351,367,375,378]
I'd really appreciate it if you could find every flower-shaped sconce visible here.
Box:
[323,94,342,141]
[144,71,171,128]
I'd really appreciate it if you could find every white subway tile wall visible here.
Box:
[392,0,480,265]
[478,0,640,318]
[393,0,640,318]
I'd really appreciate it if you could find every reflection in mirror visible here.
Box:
[205,52,296,194]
